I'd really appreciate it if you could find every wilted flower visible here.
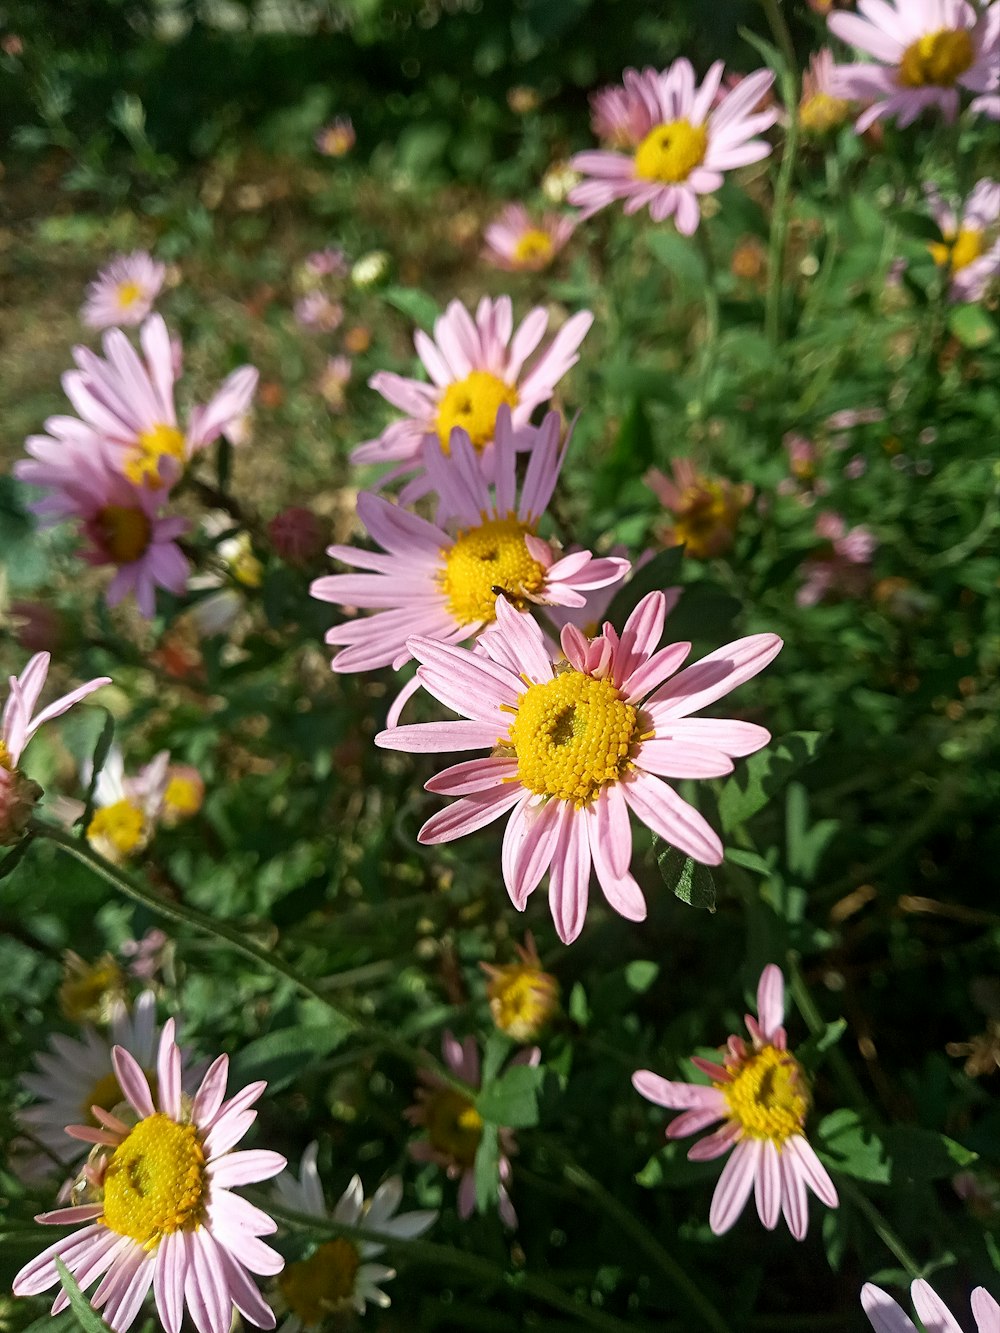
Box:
[482,935,560,1042]
[268,506,328,567]
[797,512,876,607]
[161,764,204,825]
[647,460,752,559]
[482,204,575,272]
[947,1018,1000,1077]
[861,1279,999,1333]
[799,49,853,134]
[315,116,355,157]
[406,1031,538,1227]
[58,953,127,1025]
[926,178,1000,303]
[81,252,166,330]
[634,965,839,1239]
[273,1143,437,1325]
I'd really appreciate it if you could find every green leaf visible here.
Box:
[476,1063,544,1129]
[597,397,656,487]
[0,834,36,882]
[568,981,589,1027]
[603,547,685,635]
[77,711,116,835]
[646,230,707,293]
[656,842,716,912]
[818,1109,890,1184]
[54,1258,114,1333]
[624,960,659,993]
[473,1122,501,1214]
[231,1018,351,1090]
[886,1127,977,1183]
[948,304,997,350]
[382,285,440,331]
[718,732,825,834]
[480,1031,515,1089]
[725,847,772,876]
[796,1019,847,1072]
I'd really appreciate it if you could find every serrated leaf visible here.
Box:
[473,1122,500,1214]
[718,732,825,834]
[656,842,716,912]
[818,1109,890,1184]
[475,1063,544,1129]
[55,1258,114,1332]
[382,285,440,331]
[603,547,685,632]
[230,1019,351,1090]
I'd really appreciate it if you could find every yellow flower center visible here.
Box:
[512,229,555,267]
[930,228,986,273]
[96,505,152,564]
[799,92,851,134]
[164,775,201,819]
[719,1045,809,1145]
[116,280,143,308]
[899,28,974,88]
[86,799,148,860]
[279,1238,361,1324]
[510,671,640,806]
[670,481,743,559]
[634,119,709,184]
[59,956,125,1024]
[227,538,264,588]
[424,1088,483,1169]
[435,371,519,451]
[102,1113,207,1246]
[440,517,547,625]
[487,964,559,1042]
[0,739,11,771]
[124,423,186,487]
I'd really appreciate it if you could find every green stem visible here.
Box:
[837,1178,923,1279]
[26,821,458,1088]
[694,225,721,417]
[758,0,801,348]
[265,1198,651,1333]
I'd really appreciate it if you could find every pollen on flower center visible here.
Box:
[125,423,186,487]
[511,671,639,806]
[95,505,152,564]
[279,1238,361,1323]
[424,1088,483,1168]
[101,1112,207,1246]
[513,229,555,266]
[634,118,709,184]
[435,371,519,451]
[930,228,986,272]
[440,518,547,624]
[898,28,974,88]
[116,280,143,308]
[719,1045,809,1145]
[86,799,148,860]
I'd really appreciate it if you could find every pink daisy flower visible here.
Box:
[589,82,650,148]
[862,1279,1000,1333]
[797,511,876,607]
[293,292,344,333]
[569,60,778,235]
[315,116,355,157]
[829,0,1000,130]
[1,651,109,844]
[312,408,629,685]
[799,48,854,134]
[81,252,166,330]
[633,964,839,1239]
[375,593,780,943]
[14,1019,285,1333]
[352,295,593,489]
[24,315,257,491]
[926,178,1000,302]
[406,1030,538,1228]
[482,204,575,272]
[646,459,753,560]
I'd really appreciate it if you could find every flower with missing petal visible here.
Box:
[81,252,166,330]
[482,205,575,272]
[376,593,780,943]
[925,178,1000,303]
[14,1020,285,1333]
[633,965,839,1239]
[569,60,777,234]
[862,1278,999,1333]
[273,1143,437,1326]
[482,934,559,1042]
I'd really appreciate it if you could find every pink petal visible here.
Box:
[688,1121,741,1162]
[632,1071,727,1112]
[208,1150,286,1188]
[785,1136,838,1208]
[644,634,783,719]
[185,1229,231,1333]
[613,591,666,686]
[911,1281,966,1333]
[492,596,555,683]
[214,1247,276,1329]
[636,739,734,779]
[709,1138,759,1234]
[861,1285,918,1333]
[755,964,785,1040]
[419,784,524,844]
[622,770,723,865]
[548,804,591,944]
[666,1105,727,1138]
[153,1231,188,1333]
[157,1020,181,1119]
[502,794,562,909]
[657,717,770,757]
[779,1143,809,1239]
[621,641,691,703]
[972,1289,1000,1333]
[375,720,504,753]
[754,1140,781,1230]
[425,756,517,795]
[112,1046,155,1118]
[192,1056,230,1127]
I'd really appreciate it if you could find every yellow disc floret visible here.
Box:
[719,1045,809,1145]
[930,228,986,273]
[102,1113,207,1246]
[486,963,560,1042]
[96,506,152,564]
[0,740,11,771]
[634,119,709,184]
[424,1088,484,1169]
[512,229,555,268]
[86,799,148,861]
[799,92,851,135]
[899,28,974,87]
[125,423,187,487]
[441,518,547,624]
[59,953,126,1024]
[279,1238,361,1324]
[435,371,519,451]
[511,671,639,806]
[116,280,143,309]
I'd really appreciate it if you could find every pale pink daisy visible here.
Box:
[482,204,575,272]
[47,746,172,864]
[799,48,854,134]
[312,408,629,685]
[302,246,349,278]
[375,593,780,943]
[1,651,109,845]
[926,178,1000,302]
[589,82,649,148]
[14,1020,285,1333]
[797,511,876,607]
[829,0,1000,130]
[293,292,344,333]
[81,252,166,330]
[22,315,257,491]
[569,60,778,235]
[647,459,753,560]
[862,1279,1000,1333]
[352,295,593,488]
[633,964,839,1239]
[406,1031,538,1228]
[315,116,355,156]
[272,1142,437,1325]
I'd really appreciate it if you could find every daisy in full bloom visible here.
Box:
[926,178,1000,302]
[862,1279,1000,1333]
[406,1031,538,1228]
[375,593,781,943]
[482,205,575,272]
[81,252,166,330]
[646,460,753,560]
[315,116,355,156]
[22,315,257,491]
[352,295,593,486]
[312,409,629,688]
[1,651,110,845]
[633,965,839,1239]
[829,0,1000,130]
[569,60,778,234]
[798,49,854,135]
[272,1142,437,1325]
[14,1019,285,1333]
